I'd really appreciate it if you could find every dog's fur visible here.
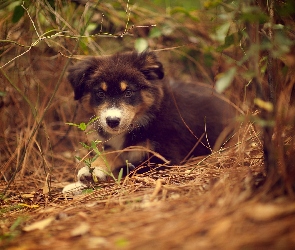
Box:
[64,51,236,188]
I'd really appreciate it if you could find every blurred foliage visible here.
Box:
[2,0,293,85]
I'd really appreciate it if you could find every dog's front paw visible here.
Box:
[77,166,107,183]
[62,166,108,195]
[62,181,87,195]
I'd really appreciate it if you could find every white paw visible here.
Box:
[77,166,107,183]
[62,166,108,195]
[62,181,87,195]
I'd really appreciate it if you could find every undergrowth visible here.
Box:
[0,0,295,197]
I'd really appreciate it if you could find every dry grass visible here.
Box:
[1,127,295,249]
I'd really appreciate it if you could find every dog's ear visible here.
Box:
[137,51,164,80]
[67,58,96,100]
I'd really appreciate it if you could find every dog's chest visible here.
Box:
[106,133,147,164]
[106,134,125,151]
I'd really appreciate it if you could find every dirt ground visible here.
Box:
[1,133,295,250]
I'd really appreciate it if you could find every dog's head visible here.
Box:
[67,51,164,135]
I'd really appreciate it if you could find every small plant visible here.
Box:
[0,216,27,242]
[66,117,125,185]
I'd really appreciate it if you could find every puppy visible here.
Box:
[62,51,236,193]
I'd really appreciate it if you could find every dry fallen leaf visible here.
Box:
[70,222,90,237]
[23,216,55,232]
[243,203,295,221]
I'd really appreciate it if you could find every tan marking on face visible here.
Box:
[131,96,154,127]
[101,82,108,92]
[141,90,155,108]
[120,81,128,92]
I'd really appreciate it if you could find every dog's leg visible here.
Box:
[62,151,124,195]
[77,152,125,182]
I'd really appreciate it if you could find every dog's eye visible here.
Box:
[97,91,106,98]
[124,90,133,97]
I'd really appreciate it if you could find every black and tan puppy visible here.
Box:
[62,51,236,193]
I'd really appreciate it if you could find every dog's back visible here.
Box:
[132,81,236,164]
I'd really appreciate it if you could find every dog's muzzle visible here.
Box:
[106,116,121,128]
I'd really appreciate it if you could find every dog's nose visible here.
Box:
[106,117,120,128]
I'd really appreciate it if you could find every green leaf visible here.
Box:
[214,22,230,43]
[75,156,82,161]
[65,122,79,127]
[117,168,123,183]
[10,217,25,231]
[90,141,99,153]
[135,38,148,53]
[86,23,97,34]
[149,27,162,38]
[90,154,99,163]
[82,189,94,194]
[91,141,96,149]
[79,142,91,149]
[216,67,236,93]
[217,31,243,52]
[78,122,87,131]
[90,141,101,155]
[204,52,214,67]
[66,121,87,131]
[240,6,269,23]
[12,5,25,23]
